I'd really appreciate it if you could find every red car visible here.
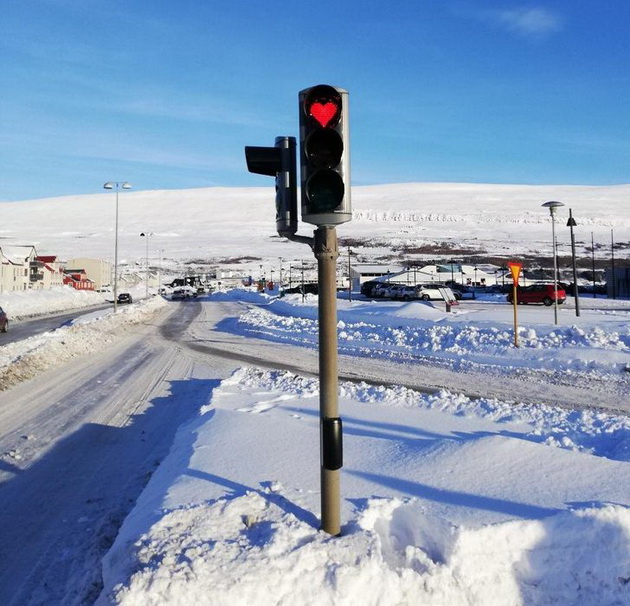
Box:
[0,306,8,333]
[507,283,566,306]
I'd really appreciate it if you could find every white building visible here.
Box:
[66,257,113,290]
[0,245,38,293]
[35,256,65,290]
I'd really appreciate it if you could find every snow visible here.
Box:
[2,182,629,266]
[1,182,629,605]
[58,288,625,606]
[96,354,630,605]
[0,286,107,319]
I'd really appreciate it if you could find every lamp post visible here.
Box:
[611,229,617,299]
[278,258,283,295]
[104,181,132,311]
[140,232,153,299]
[542,200,564,324]
[159,248,164,295]
[347,247,353,301]
[591,232,596,298]
[566,210,580,317]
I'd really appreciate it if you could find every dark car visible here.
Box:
[507,283,566,306]
[117,293,133,305]
[0,306,8,333]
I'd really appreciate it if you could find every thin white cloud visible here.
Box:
[496,7,563,38]
[452,4,563,40]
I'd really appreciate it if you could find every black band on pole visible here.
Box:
[322,417,343,470]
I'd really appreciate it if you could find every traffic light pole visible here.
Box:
[314,226,342,536]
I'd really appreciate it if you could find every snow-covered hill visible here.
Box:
[2,183,628,267]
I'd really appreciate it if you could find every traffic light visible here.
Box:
[299,84,351,226]
[245,136,298,238]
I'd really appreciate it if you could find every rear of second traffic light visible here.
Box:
[244,136,298,238]
[299,84,351,226]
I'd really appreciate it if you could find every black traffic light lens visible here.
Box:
[304,85,342,128]
[306,170,344,212]
[305,129,343,169]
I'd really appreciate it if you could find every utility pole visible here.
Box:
[347,247,353,301]
[314,227,342,535]
[611,229,617,299]
[591,232,596,298]
[567,209,580,317]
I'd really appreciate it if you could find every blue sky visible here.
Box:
[2,1,630,201]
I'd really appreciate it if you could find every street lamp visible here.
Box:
[566,210,580,317]
[104,181,132,311]
[542,200,564,324]
[140,232,153,299]
[278,257,283,295]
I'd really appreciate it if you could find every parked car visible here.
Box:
[360,280,380,297]
[506,283,566,306]
[371,283,391,298]
[117,292,133,304]
[0,306,8,333]
[383,284,407,299]
[414,284,458,301]
[171,286,198,300]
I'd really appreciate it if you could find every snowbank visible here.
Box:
[0,286,108,319]
[98,367,630,605]
[0,296,169,390]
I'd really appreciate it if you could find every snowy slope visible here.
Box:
[2,183,629,266]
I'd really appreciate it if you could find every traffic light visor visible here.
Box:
[304,85,342,128]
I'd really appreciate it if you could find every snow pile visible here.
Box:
[102,496,630,606]
[0,296,168,390]
[231,292,630,376]
[99,365,630,606]
[0,286,107,319]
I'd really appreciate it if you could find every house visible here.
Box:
[66,257,112,290]
[417,263,501,286]
[35,256,65,290]
[0,245,39,293]
[63,269,95,291]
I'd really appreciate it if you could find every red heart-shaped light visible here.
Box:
[310,101,338,128]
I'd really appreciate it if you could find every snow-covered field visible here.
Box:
[2,285,629,605]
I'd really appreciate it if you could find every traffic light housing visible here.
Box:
[245,136,298,238]
[299,84,351,226]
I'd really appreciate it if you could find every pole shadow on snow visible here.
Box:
[0,376,220,606]
[282,405,527,446]
[184,468,320,528]
[346,469,560,519]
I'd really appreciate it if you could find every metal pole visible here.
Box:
[512,282,519,347]
[279,258,283,295]
[551,213,559,324]
[591,232,596,298]
[314,226,341,536]
[347,247,352,302]
[568,209,580,316]
[611,229,616,299]
[114,188,119,312]
[159,249,163,295]
[145,233,149,299]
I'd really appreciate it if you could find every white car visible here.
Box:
[171,286,198,300]
[415,284,458,301]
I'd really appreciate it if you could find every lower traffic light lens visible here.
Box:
[305,129,343,169]
[306,170,344,212]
